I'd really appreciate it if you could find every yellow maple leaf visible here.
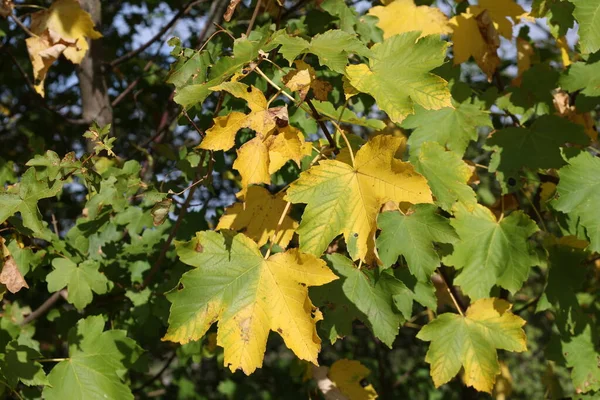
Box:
[164,231,338,374]
[201,82,312,188]
[216,186,298,248]
[470,0,528,39]
[286,135,432,263]
[368,0,451,39]
[26,0,102,96]
[450,9,500,80]
[329,359,378,400]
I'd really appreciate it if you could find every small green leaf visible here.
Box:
[46,259,109,310]
[571,0,600,53]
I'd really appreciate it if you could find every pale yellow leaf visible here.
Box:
[511,37,534,86]
[368,0,451,39]
[200,112,247,151]
[233,137,271,188]
[470,0,527,39]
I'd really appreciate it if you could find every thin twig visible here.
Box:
[520,188,548,232]
[109,0,206,68]
[245,0,263,36]
[132,351,177,393]
[306,98,337,153]
[9,14,37,37]
[437,267,465,316]
[182,109,205,138]
[20,289,66,326]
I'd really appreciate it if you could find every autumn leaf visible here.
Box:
[26,0,102,96]
[329,359,378,400]
[511,37,534,86]
[469,0,528,39]
[417,298,527,393]
[216,186,298,248]
[368,0,451,39]
[346,31,452,124]
[449,9,500,80]
[200,81,311,187]
[164,231,337,374]
[0,239,28,294]
[283,60,332,101]
[286,135,432,263]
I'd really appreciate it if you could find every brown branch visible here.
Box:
[245,0,263,36]
[306,98,337,153]
[437,267,466,315]
[20,290,66,326]
[132,351,177,393]
[109,0,207,68]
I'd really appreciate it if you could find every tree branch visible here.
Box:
[20,289,67,326]
[109,0,207,68]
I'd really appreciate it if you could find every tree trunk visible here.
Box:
[76,0,112,135]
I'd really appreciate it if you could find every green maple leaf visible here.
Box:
[43,316,142,400]
[0,168,63,240]
[46,259,110,310]
[560,60,600,97]
[403,103,492,156]
[558,325,600,393]
[313,254,411,347]
[444,204,540,299]
[485,115,589,191]
[571,0,600,53]
[553,151,600,252]
[271,29,370,73]
[345,31,452,124]
[417,298,527,393]
[376,205,458,281]
[414,142,478,211]
[0,341,49,388]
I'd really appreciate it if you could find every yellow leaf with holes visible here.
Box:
[450,9,500,80]
[329,359,378,400]
[283,60,332,101]
[417,298,527,393]
[286,135,432,263]
[217,186,298,248]
[26,0,102,96]
[164,231,337,374]
[469,0,528,39]
[368,0,451,39]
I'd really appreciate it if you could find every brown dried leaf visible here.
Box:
[0,256,28,294]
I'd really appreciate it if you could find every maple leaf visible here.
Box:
[46,258,110,310]
[164,231,337,374]
[368,0,451,39]
[216,186,298,248]
[376,205,458,281]
[312,254,412,346]
[0,168,63,241]
[485,115,589,190]
[282,60,332,101]
[414,141,477,211]
[43,315,142,400]
[560,60,600,97]
[553,152,600,252]
[403,103,492,157]
[286,135,432,263]
[417,298,527,393]
[346,32,451,124]
[26,0,102,96]
[329,359,378,400]
[449,9,501,80]
[570,0,600,54]
[511,37,534,86]
[200,82,311,187]
[444,204,540,299]
[0,341,49,388]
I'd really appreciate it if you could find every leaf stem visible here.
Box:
[330,120,355,168]
[36,358,68,363]
[520,188,548,232]
[437,267,465,316]
[264,201,292,259]
[9,14,37,37]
